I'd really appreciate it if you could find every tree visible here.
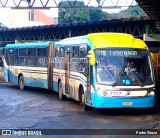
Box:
[0,22,7,29]
[58,1,90,24]
[111,4,147,19]
[58,1,109,24]
[0,22,3,28]
[58,1,147,24]
[89,8,110,21]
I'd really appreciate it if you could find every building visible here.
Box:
[0,8,58,28]
[28,9,58,25]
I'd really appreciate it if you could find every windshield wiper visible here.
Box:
[130,72,144,87]
[112,65,125,87]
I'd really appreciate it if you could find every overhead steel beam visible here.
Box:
[136,0,160,32]
[0,0,137,8]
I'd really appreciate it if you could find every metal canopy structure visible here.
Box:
[136,0,160,32]
[0,18,158,42]
[0,0,136,8]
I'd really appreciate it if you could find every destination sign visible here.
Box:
[97,49,148,57]
[109,51,137,56]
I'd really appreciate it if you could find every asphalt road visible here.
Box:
[0,83,160,138]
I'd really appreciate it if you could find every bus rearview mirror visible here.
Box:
[88,50,96,66]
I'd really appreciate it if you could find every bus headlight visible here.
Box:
[97,90,107,96]
[148,91,155,96]
[96,86,107,96]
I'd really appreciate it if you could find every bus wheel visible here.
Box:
[58,81,64,100]
[19,75,25,90]
[79,87,91,111]
[83,102,91,111]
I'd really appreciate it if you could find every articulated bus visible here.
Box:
[3,33,155,110]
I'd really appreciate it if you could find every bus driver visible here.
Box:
[124,61,137,75]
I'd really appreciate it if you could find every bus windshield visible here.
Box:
[96,48,154,86]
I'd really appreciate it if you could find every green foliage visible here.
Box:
[0,22,7,29]
[89,8,111,21]
[58,1,89,24]
[58,1,108,24]
[58,1,147,24]
[112,4,147,19]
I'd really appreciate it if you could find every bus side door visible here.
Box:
[69,46,80,99]
[47,42,54,90]
[65,46,71,97]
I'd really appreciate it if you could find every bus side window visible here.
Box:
[59,47,65,69]
[13,49,18,66]
[28,48,36,67]
[78,44,90,73]
[79,50,85,73]
[54,47,60,68]
[37,48,47,67]
[70,46,79,71]
[18,48,27,66]
[8,49,15,65]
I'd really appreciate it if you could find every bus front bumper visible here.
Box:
[92,95,155,108]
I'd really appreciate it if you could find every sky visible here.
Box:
[0,0,137,28]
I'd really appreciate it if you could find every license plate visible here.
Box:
[123,102,132,106]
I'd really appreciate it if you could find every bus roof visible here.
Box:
[55,36,89,47]
[5,33,148,50]
[5,41,51,49]
[55,33,148,50]
[87,33,148,49]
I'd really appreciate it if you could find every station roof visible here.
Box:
[136,0,160,31]
[0,17,152,32]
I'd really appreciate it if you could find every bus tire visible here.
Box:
[58,81,64,100]
[83,103,91,111]
[19,75,25,90]
[79,86,91,111]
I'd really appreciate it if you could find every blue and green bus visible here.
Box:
[3,33,156,110]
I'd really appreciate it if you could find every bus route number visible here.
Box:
[107,91,122,97]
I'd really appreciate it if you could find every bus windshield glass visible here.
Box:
[95,48,154,86]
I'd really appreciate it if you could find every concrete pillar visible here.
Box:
[68,30,72,38]
[143,34,160,42]
[15,40,20,44]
